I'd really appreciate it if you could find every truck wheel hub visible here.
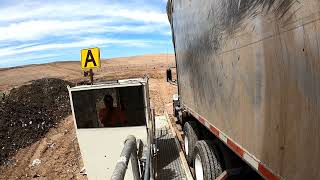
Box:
[195,154,204,180]
[184,135,189,155]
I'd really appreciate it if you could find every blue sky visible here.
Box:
[0,0,173,68]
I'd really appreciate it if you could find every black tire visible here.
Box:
[173,105,177,117]
[193,140,223,180]
[183,121,200,164]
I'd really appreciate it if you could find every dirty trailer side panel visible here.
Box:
[168,0,320,179]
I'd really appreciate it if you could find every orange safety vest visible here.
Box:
[99,107,125,127]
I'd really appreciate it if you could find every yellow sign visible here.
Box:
[81,47,101,69]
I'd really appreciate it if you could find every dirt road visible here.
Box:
[0,54,177,179]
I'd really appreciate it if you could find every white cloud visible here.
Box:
[0,38,154,58]
[0,0,173,67]
[0,1,168,24]
[0,19,107,41]
[0,1,170,42]
[0,20,168,42]
[1,53,60,65]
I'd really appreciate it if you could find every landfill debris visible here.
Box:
[33,174,41,178]
[0,78,73,164]
[3,159,15,166]
[31,159,41,167]
[80,167,87,175]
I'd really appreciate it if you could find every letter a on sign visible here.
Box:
[81,47,101,69]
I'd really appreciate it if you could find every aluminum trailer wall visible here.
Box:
[167,0,320,179]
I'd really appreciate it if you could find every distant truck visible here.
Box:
[167,0,320,179]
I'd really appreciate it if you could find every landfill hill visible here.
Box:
[0,54,177,179]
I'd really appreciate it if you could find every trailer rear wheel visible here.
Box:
[183,121,199,164]
[193,140,223,180]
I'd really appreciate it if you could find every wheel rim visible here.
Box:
[195,154,204,180]
[184,135,189,155]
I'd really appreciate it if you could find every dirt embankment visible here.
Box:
[0,78,73,165]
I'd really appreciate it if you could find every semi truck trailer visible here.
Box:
[166,0,320,179]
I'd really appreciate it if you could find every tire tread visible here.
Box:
[183,121,199,164]
[194,140,223,179]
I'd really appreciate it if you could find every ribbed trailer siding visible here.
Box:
[167,0,320,179]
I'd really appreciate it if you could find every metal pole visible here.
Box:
[143,145,151,180]
[111,135,140,180]
[144,108,155,180]
[130,139,140,180]
[89,69,94,85]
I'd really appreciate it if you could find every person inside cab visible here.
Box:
[99,94,126,127]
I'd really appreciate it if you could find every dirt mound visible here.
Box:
[0,78,73,164]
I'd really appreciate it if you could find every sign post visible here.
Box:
[81,47,101,84]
